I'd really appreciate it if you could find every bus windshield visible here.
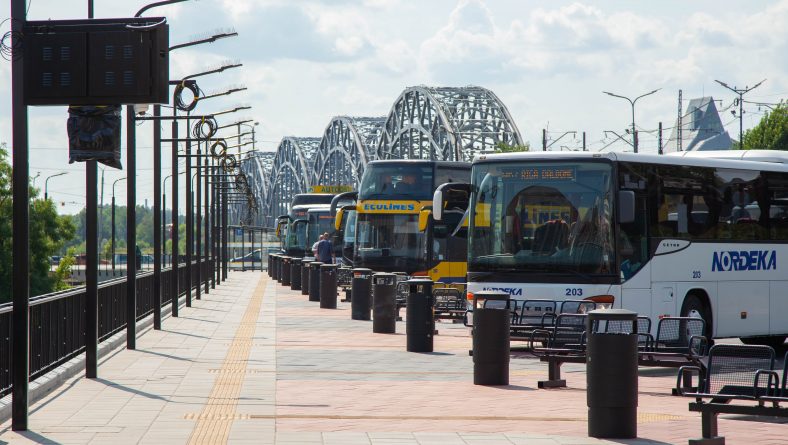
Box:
[358,163,434,201]
[469,161,615,276]
[355,213,428,273]
[307,211,335,247]
[286,220,307,253]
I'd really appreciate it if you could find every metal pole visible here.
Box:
[212,158,218,287]
[222,173,228,281]
[126,106,137,349]
[739,92,744,147]
[11,0,29,429]
[631,101,637,153]
[185,113,192,307]
[196,142,202,299]
[658,122,663,155]
[171,114,179,317]
[111,195,116,270]
[153,105,162,329]
[542,129,546,151]
[204,149,210,294]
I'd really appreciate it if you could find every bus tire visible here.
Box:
[741,336,787,350]
[680,294,713,343]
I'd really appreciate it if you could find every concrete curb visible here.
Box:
[0,286,203,424]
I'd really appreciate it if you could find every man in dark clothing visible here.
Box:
[316,232,334,264]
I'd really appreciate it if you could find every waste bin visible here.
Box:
[281,256,291,286]
[372,273,397,333]
[301,261,310,296]
[351,268,373,320]
[405,279,434,352]
[274,255,282,282]
[267,254,272,277]
[308,262,323,302]
[269,254,277,280]
[320,264,338,309]
[290,258,302,291]
[587,309,638,439]
[472,291,510,386]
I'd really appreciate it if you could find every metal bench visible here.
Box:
[432,287,466,321]
[676,344,784,445]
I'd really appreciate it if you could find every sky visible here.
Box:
[1,0,786,215]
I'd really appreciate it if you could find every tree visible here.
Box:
[741,104,788,151]
[0,143,76,302]
[495,142,531,153]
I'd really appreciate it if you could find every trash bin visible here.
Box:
[472,291,510,386]
[372,273,397,334]
[290,258,302,291]
[320,264,338,309]
[267,254,272,277]
[587,309,638,439]
[301,261,310,296]
[351,268,373,320]
[308,262,323,302]
[281,256,291,286]
[405,279,434,352]
[274,255,281,282]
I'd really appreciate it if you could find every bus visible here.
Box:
[276,193,336,258]
[303,205,336,262]
[354,160,471,282]
[434,150,788,345]
[331,192,358,266]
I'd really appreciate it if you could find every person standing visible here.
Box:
[317,232,335,264]
[312,234,323,259]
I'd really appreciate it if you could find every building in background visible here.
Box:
[664,96,733,152]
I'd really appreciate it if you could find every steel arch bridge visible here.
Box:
[311,116,385,188]
[238,151,275,226]
[262,137,321,226]
[377,86,523,161]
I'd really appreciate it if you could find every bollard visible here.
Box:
[274,255,281,282]
[281,256,291,286]
[301,261,310,296]
[587,309,638,439]
[372,273,397,333]
[267,254,272,277]
[405,279,434,352]
[351,268,373,320]
[270,254,277,280]
[290,258,302,291]
[472,291,510,386]
[319,264,338,309]
[308,262,323,302]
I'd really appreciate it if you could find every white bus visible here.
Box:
[435,150,788,346]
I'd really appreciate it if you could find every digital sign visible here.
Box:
[501,166,576,181]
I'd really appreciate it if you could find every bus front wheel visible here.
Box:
[680,294,713,342]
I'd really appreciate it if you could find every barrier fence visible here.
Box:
[0,260,213,398]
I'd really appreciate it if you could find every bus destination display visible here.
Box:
[501,166,576,181]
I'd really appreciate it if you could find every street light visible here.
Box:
[239,121,259,152]
[44,172,67,200]
[111,177,126,270]
[603,88,661,153]
[714,79,766,148]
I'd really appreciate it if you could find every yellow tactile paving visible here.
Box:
[187,275,265,445]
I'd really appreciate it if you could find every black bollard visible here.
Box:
[281,256,291,286]
[274,255,281,282]
[405,279,434,352]
[267,254,272,277]
[319,264,338,309]
[301,261,310,296]
[308,261,323,302]
[587,309,638,439]
[372,273,397,333]
[290,258,302,291]
[270,254,277,280]
[351,268,373,320]
[472,291,510,386]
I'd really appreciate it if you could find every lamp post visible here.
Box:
[603,88,660,153]
[44,172,68,201]
[239,121,259,152]
[111,177,126,271]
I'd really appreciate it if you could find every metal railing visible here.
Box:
[0,260,214,398]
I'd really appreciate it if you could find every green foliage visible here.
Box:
[53,248,76,291]
[0,143,76,302]
[495,142,531,153]
[741,104,788,151]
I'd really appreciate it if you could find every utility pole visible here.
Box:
[542,129,547,151]
[677,90,683,152]
[715,79,766,148]
[582,132,586,151]
[658,122,663,155]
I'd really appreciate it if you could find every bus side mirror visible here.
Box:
[433,190,444,221]
[618,190,636,224]
[418,208,432,232]
[334,208,345,231]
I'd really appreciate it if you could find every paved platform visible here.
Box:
[1,272,786,444]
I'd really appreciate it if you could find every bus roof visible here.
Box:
[306,205,332,213]
[473,150,788,173]
[666,149,788,164]
[366,159,470,168]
